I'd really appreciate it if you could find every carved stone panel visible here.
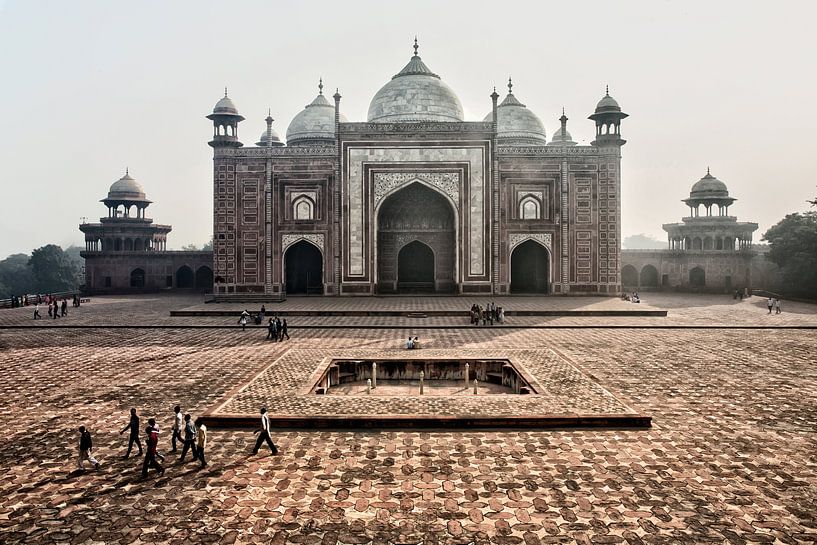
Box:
[509,233,552,253]
[282,233,325,253]
[373,172,460,210]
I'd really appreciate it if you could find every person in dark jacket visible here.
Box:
[120,408,143,458]
[77,426,100,471]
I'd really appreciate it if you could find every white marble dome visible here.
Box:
[483,82,546,145]
[212,94,239,115]
[256,126,283,147]
[107,171,147,200]
[548,125,577,146]
[287,85,348,145]
[368,45,464,123]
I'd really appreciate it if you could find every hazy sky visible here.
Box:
[1,0,816,258]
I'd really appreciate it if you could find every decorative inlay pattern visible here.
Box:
[509,233,552,252]
[216,147,337,158]
[340,122,494,134]
[373,172,460,210]
[282,233,325,252]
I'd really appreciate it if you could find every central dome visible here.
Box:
[367,41,464,123]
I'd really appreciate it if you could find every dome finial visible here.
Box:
[508,76,513,94]
[605,84,609,96]
[224,86,228,98]
[413,36,419,57]
[318,78,323,95]
[707,166,710,175]
[125,167,129,176]
[562,107,565,116]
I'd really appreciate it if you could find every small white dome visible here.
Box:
[107,171,147,201]
[483,81,546,145]
[286,84,347,145]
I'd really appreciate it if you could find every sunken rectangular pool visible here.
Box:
[311,358,537,396]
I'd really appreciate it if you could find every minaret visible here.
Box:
[206,88,244,148]
[589,86,628,147]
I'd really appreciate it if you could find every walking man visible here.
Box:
[195,417,207,468]
[141,424,164,478]
[179,414,198,462]
[775,298,782,314]
[767,297,774,314]
[171,405,183,452]
[252,407,278,455]
[281,319,289,340]
[119,408,143,458]
[77,426,100,471]
[266,318,275,340]
[147,418,165,461]
[33,303,40,320]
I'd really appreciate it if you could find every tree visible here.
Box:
[0,253,35,296]
[762,211,817,297]
[29,245,79,293]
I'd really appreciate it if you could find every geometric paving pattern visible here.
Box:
[0,295,816,543]
[212,348,640,420]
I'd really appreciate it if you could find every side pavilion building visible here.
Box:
[209,42,628,297]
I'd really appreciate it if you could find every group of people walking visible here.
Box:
[236,305,290,340]
[766,297,782,314]
[75,406,278,477]
[469,302,504,325]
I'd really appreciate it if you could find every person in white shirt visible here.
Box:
[171,405,183,453]
[252,407,278,455]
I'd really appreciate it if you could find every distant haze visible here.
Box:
[1,0,815,259]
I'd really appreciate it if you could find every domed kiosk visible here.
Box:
[79,171,212,293]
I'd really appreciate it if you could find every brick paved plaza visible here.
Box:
[0,294,815,544]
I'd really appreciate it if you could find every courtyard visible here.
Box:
[0,293,815,544]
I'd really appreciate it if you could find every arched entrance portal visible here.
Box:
[510,240,549,293]
[397,241,435,292]
[176,266,194,288]
[130,268,145,288]
[195,266,213,291]
[285,241,323,295]
[377,182,456,294]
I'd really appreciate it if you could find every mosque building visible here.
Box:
[208,40,627,297]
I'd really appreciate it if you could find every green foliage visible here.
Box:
[0,253,35,296]
[762,211,817,297]
[28,244,80,293]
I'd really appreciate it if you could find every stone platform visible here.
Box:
[205,348,651,429]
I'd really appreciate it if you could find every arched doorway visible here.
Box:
[621,265,638,288]
[639,265,659,288]
[176,266,194,288]
[377,182,456,294]
[130,268,145,288]
[690,266,706,287]
[510,240,549,293]
[397,241,435,292]
[195,266,213,291]
[285,240,323,295]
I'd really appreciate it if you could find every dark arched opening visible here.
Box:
[130,268,145,288]
[195,266,213,291]
[397,241,435,292]
[377,182,455,294]
[510,240,549,293]
[285,241,323,295]
[621,265,638,288]
[176,266,194,288]
[690,266,706,287]
[639,265,659,288]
